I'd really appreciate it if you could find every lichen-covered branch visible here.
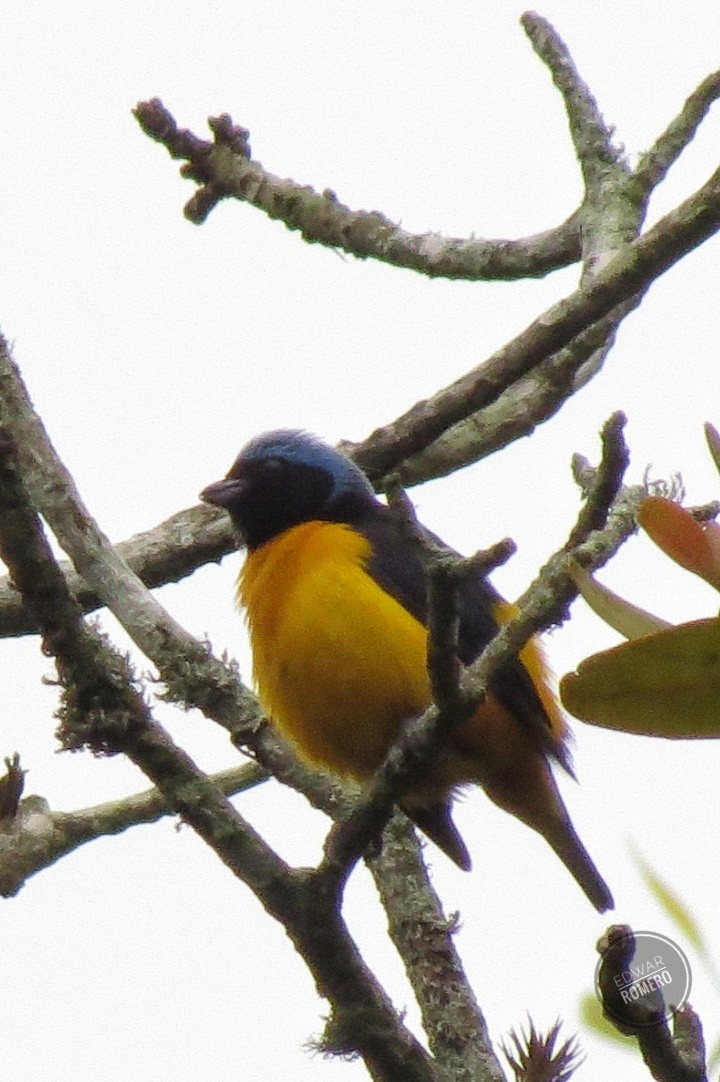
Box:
[522,12,625,209]
[0,333,262,739]
[133,19,720,497]
[0,761,267,898]
[350,169,720,481]
[368,817,507,1082]
[0,378,440,1082]
[0,151,713,639]
[139,18,625,492]
[635,70,720,195]
[134,98,582,282]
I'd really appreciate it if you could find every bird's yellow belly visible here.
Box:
[239,522,432,778]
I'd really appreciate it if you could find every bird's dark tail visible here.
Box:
[543,814,614,913]
[482,758,614,913]
[403,802,471,872]
[405,794,613,913]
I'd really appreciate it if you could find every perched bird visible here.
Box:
[201,430,613,912]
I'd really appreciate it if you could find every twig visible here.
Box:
[134,98,583,282]
[0,761,267,898]
[130,40,720,502]
[566,412,630,547]
[597,926,708,1082]
[636,70,720,194]
[350,164,720,480]
[522,13,625,201]
[351,33,719,485]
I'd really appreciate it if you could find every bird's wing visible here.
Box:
[358,507,570,769]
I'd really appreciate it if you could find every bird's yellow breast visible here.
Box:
[239,521,432,778]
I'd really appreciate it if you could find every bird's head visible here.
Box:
[200,429,377,549]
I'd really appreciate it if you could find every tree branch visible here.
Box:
[134,98,582,282]
[0,333,267,740]
[635,69,720,195]
[0,502,234,638]
[0,387,439,1082]
[522,12,625,202]
[350,169,720,480]
[128,24,720,502]
[0,761,267,898]
[367,817,507,1082]
[386,309,629,486]
[0,128,717,636]
[597,926,708,1082]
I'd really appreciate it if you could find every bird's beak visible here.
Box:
[199,477,246,510]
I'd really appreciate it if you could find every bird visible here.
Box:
[201,429,613,912]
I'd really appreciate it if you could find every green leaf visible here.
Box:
[560,618,720,737]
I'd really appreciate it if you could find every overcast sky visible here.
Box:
[1,3,719,1080]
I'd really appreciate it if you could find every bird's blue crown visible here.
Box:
[240,429,374,501]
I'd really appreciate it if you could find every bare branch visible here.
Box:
[135,98,582,283]
[368,816,507,1082]
[0,146,710,668]
[0,422,290,882]
[0,370,438,1082]
[566,411,630,547]
[636,70,720,194]
[0,333,373,856]
[522,13,625,196]
[0,761,267,898]
[0,333,267,742]
[350,167,720,480]
[129,32,720,509]
[391,308,630,485]
[9,746,500,1082]
[0,153,716,639]
[391,5,643,487]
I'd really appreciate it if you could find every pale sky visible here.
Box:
[0,3,719,1080]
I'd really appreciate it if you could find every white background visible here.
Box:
[0,3,719,1079]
